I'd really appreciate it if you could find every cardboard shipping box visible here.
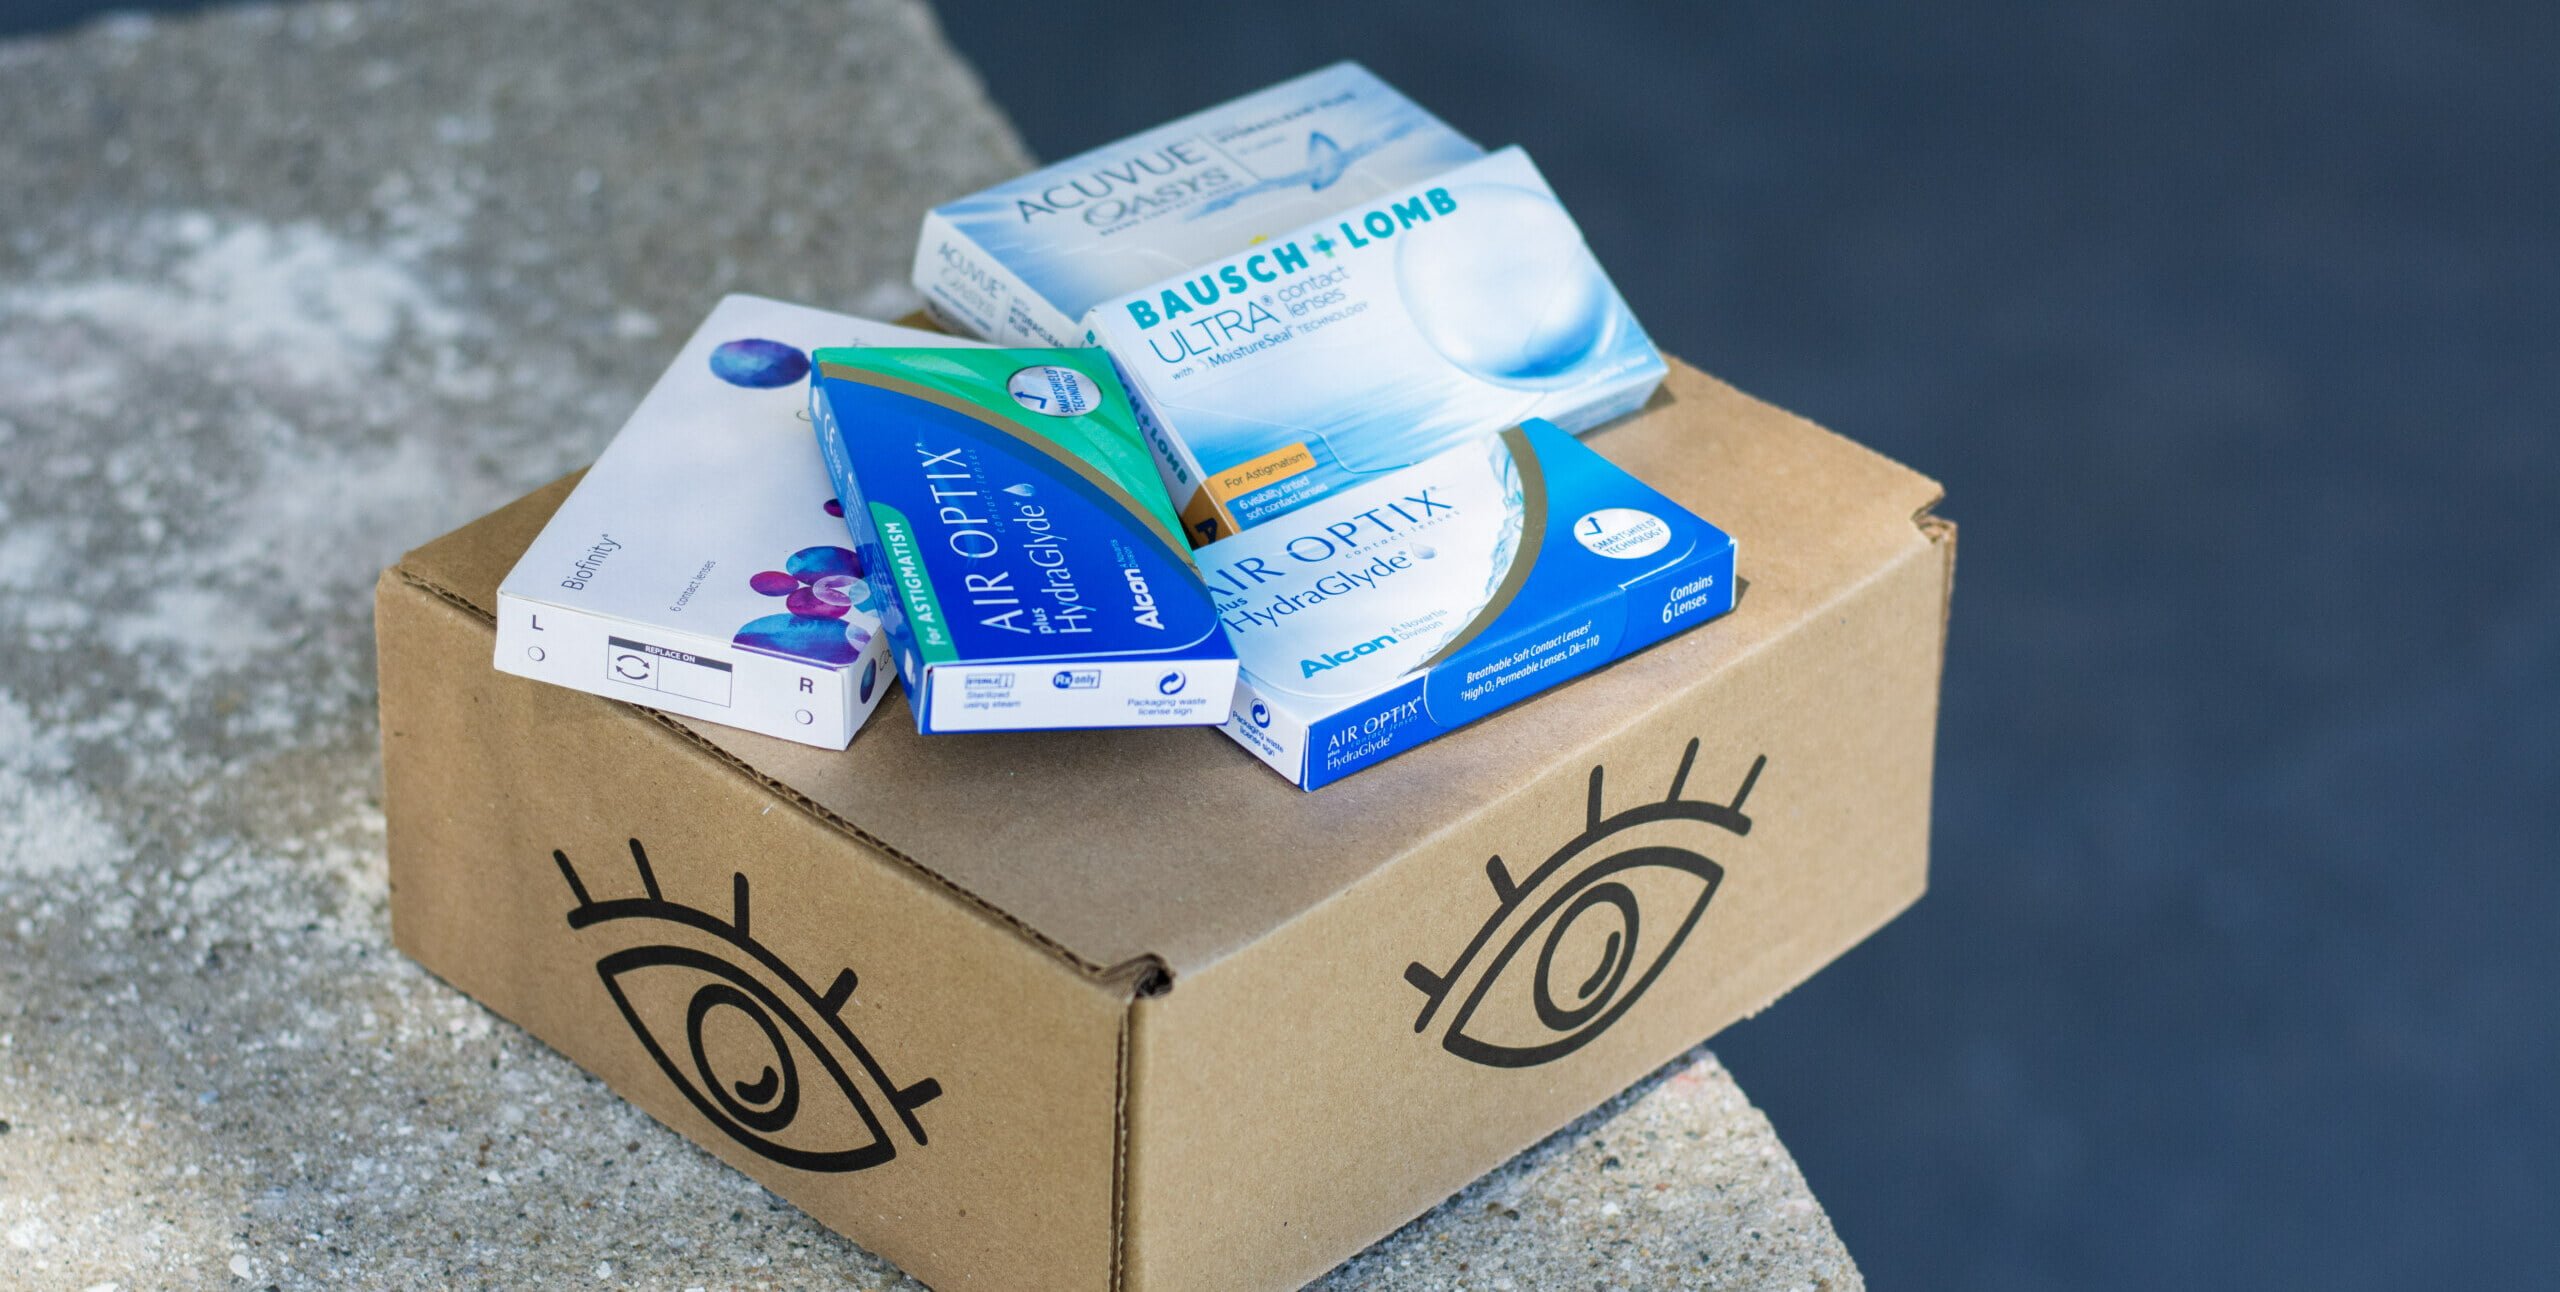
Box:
[377,357,1954,1292]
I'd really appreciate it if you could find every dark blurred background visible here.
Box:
[11,1,2555,1287]
[915,6,2560,1287]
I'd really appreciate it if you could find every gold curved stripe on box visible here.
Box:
[816,363,1192,562]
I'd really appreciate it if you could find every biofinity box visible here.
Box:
[913,61,1481,349]
[808,346,1238,734]
[1090,146,1667,544]
[1205,420,1733,789]
[495,295,970,748]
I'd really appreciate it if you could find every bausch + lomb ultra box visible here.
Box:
[808,347,1238,734]
[1204,420,1734,790]
[913,61,1481,349]
[1090,146,1667,545]
[496,296,971,748]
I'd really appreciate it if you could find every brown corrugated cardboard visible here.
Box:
[379,356,1953,1291]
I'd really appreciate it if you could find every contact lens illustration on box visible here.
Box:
[495,295,974,748]
[913,61,1482,349]
[1089,146,1667,545]
[1204,420,1734,790]
[808,347,1238,734]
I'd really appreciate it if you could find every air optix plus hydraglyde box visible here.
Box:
[1205,420,1733,789]
[1090,146,1667,545]
[808,347,1238,733]
[913,61,1481,349]
[494,296,973,748]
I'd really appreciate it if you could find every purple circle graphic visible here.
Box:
[735,614,862,665]
[785,546,860,581]
[708,338,811,389]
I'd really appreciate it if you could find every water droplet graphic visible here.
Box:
[1304,131,1348,190]
[1003,482,1038,497]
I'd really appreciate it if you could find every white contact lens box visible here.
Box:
[912,61,1482,350]
[494,295,978,748]
[1203,420,1735,790]
[1088,146,1667,544]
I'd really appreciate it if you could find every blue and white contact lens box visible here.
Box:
[1204,420,1734,790]
[913,61,1482,350]
[1089,146,1667,545]
[495,295,974,749]
[807,346,1238,734]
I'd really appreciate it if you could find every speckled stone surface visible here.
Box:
[0,3,1858,1287]
[1312,1047,1860,1292]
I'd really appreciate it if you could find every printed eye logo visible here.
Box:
[554,840,942,1171]
[1403,741,1765,1068]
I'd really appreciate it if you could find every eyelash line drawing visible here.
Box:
[554,840,943,1167]
[1403,740,1766,1064]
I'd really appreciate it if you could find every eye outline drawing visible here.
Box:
[1403,741,1766,1068]
[554,840,942,1172]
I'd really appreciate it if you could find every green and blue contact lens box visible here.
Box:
[913,61,1481,349]
[495,295,970,749]
[1204,420,1735,790]
[809,347,1238,734]
[1089,146,1667,545]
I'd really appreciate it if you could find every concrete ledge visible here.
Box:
[0,2,1857,1286]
